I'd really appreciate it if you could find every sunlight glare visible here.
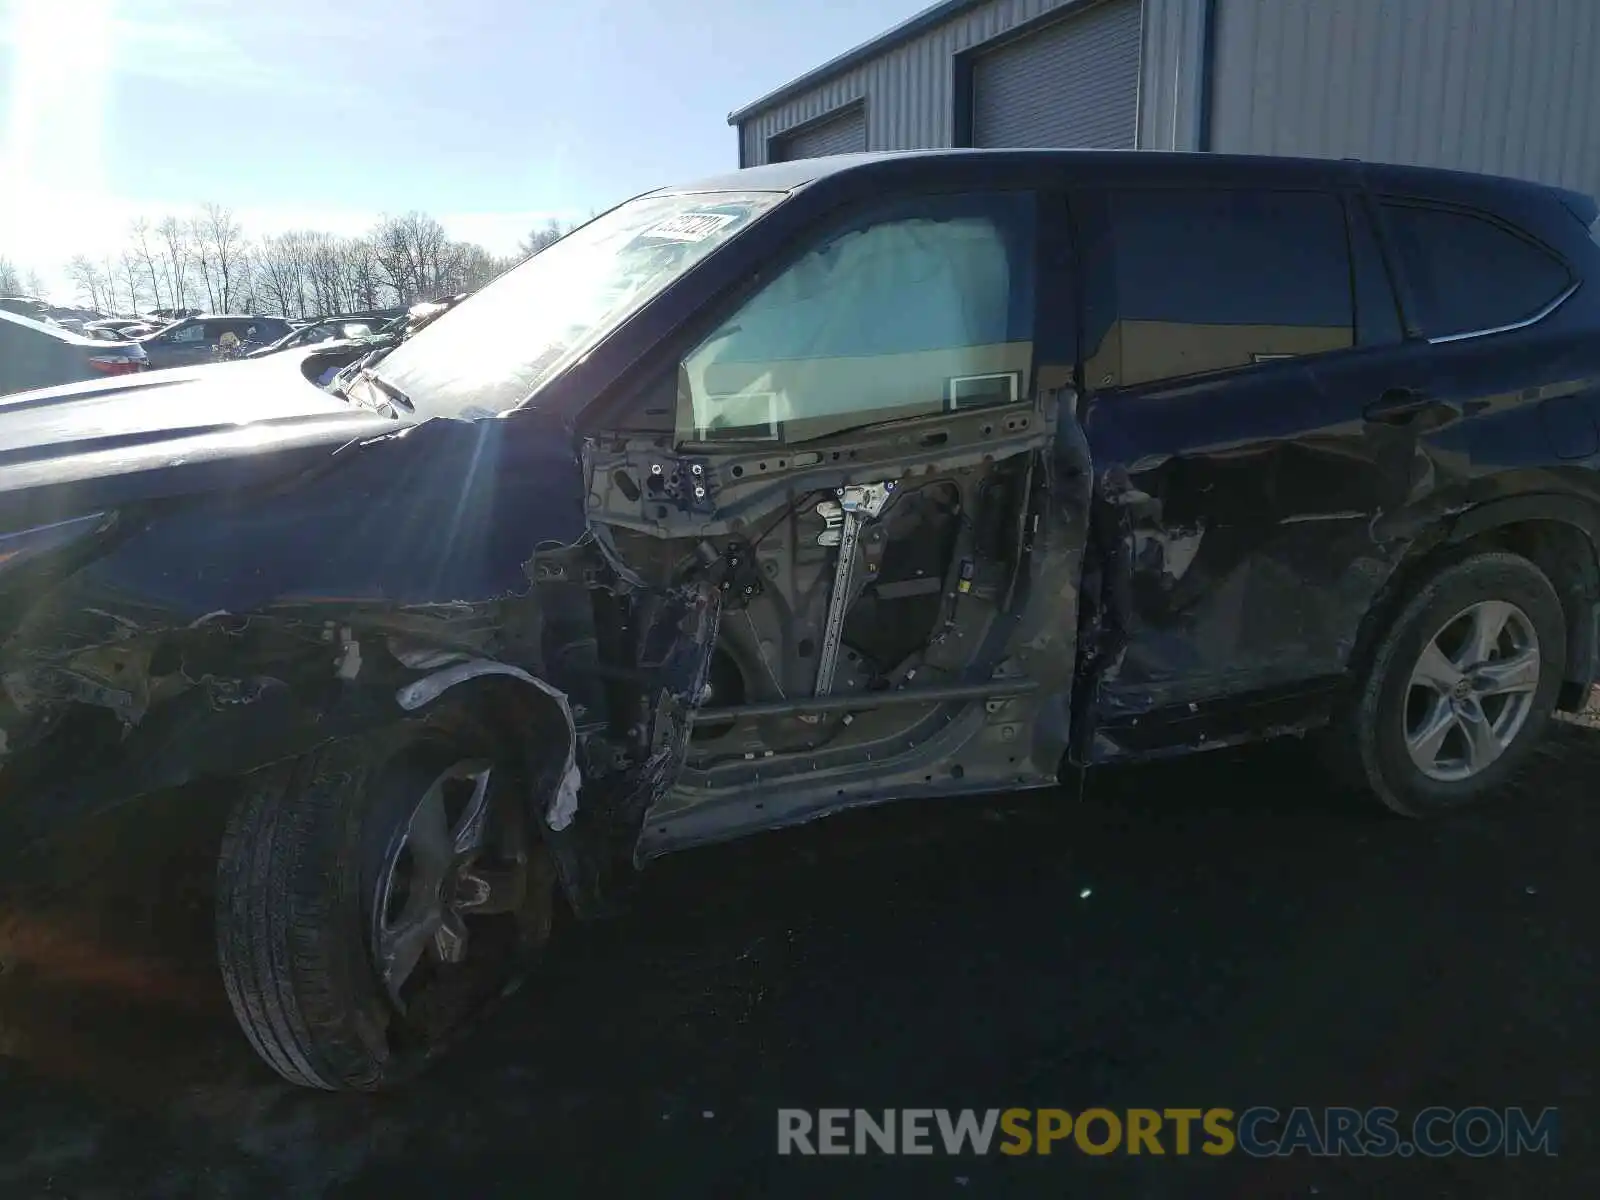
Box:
[1,0,115,280]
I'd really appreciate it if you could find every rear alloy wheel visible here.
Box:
[1402,600,1542,783]
[1331,551,1566,817]
[216,727,556,1090]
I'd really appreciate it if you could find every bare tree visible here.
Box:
[519,220,568,257]
[253,231,306,317]
[68,256,107,310]
[102,254,122,314]
[340,235,384,311]
[23,269,48,300]
[0,257,21,294]
[119,251,146,314]
[304,232,349,315]
[198,203,246,311]
[187,214,216,311]
[129,218,164,311]
[371,212,458,304]
[54,205,511,323]
[156,216,190,310]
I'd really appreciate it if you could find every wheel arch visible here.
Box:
[1353,493,1600,712]
[393,661,611,918]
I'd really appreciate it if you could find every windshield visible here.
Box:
[367,190,781,419]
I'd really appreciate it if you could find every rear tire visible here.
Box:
[1328,550,1566,817]
[215,723,555,1090]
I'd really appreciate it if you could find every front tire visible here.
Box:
[215,724,555,1090]
[1330,550,1566,817]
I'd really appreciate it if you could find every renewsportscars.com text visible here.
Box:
[777,1106,1559,1158]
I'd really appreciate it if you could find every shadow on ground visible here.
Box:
[0,719,1595,1197]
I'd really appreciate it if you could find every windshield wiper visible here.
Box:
[356,367,414,413]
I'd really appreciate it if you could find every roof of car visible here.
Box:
[654,148,1587,208]
[0,306,90,342]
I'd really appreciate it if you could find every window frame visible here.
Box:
[1372,196,1579,345]
[664,186,1047,448]
[1096,184,1362,390]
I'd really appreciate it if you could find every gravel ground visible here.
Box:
[0,707,1596,1198]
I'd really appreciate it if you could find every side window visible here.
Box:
[168,323,206,344]
[678,192,1036,444]
[1103,189,1354,387]
[1379,201,1573,338]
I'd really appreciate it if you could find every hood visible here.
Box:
[0,351,404,533]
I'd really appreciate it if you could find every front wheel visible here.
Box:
[215,725,556,1090]
[1329,550,1567,817]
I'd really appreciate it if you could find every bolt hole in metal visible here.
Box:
[373,760,525,1010]
[1404,599,1541,783]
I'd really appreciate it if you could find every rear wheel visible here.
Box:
[215,723,556,1090]
[1330,550,1566,817]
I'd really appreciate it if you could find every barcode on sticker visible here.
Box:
[640,212,737,242]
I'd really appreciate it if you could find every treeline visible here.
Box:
[7,209,573,320]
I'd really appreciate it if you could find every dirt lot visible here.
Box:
[1,708,1596,1198]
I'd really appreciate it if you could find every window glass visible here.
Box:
[1103,189,1354,387]
[374,191,780,420]
[168,323,206,343]
[678,192,1036,443]
[1380,202,1572,338]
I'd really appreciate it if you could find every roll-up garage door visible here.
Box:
[972,0,1142,149]
[772,104,867,161]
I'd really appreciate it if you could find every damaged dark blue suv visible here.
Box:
[2,149,1598,1089]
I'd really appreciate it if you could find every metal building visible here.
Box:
[729,0,1600,200]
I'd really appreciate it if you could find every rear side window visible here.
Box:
[1105,189,1354,386]
[1378,202,1572,338]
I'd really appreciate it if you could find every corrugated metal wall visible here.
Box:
[1136,0,1206,150]
[738,0,1195,166]
[1210,0,1600,199]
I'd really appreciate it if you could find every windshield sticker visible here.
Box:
[639,212,738,243]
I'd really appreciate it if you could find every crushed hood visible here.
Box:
[0,353,403,532]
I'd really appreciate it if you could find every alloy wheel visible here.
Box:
[370,759,529,1009]
[1402,599,1541,783]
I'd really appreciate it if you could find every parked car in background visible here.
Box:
[243,317,386,359]
[139,314,294,369]
[0,307,148,395]
[316,295,470,388]
[83,318,158,341]
[147,306,202,321]
[0,297,60,327]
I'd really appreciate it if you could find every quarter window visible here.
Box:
[1379,202,1572,339]
[678,192,1036,444]
[1102,189,1355,387]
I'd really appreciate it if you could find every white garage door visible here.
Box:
[772,105,867,161]
[973,0,1142,149]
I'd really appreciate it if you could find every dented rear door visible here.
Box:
[1071,180,1415,759]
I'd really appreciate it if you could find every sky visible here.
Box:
[0,0,927,301]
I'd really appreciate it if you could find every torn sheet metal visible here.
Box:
[395,658,582,832]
